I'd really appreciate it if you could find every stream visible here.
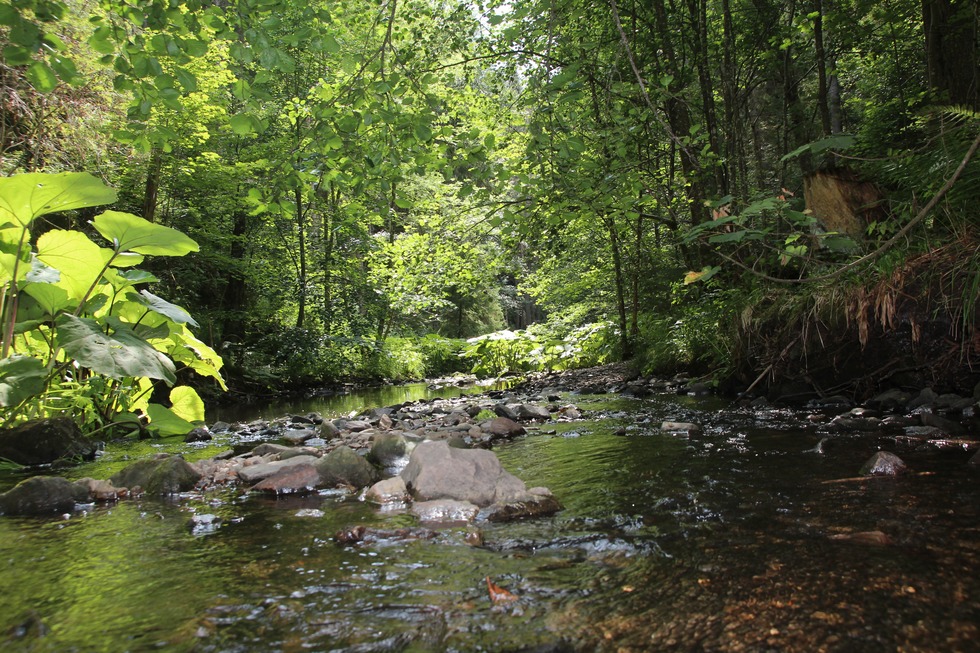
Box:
[1,382,978,652]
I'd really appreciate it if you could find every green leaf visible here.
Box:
[22,282,71,316]
[0,172,116,229]
[229,113,255,135]
[91,210,199,256]
[56,314,177,383]
[135,290,199,327]
[0,355,47,407]
[35,229,104,301]
[145,403,195,435]
[169,385,204,423]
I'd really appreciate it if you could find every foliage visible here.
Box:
[462,320,618,378]
[0,171,223,434]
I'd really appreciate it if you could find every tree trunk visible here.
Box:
[142,147,163,222]
[922,0,979,109]
[294,186,307,330]
[814,0,832,136]
[604,213,632,359]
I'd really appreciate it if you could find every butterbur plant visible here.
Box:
[0,172,225,435]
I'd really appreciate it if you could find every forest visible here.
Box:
[1,0,978,433]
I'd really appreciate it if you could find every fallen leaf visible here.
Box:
[486,576,519,605]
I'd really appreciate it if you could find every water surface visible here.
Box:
[1,389,977,651]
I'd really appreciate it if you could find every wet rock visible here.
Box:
[184,427,212,443]
[110,455,202,495]
[908,387,938,411]
[318,420,341,440]
[74,477,126,501]
[343,420,372,432]
[281,428,316,445]
[335,524,437,545]
[919,412,962,435]
[935,393,974,412]
[482,488,564,522]
[859,451,908,476]
[516,404,552,421]
[0,417,96,466]
[970,449,980,465]
[867,389,912,412]
[401,440,528,506]
[660,421,702,435]
[251,463,319,495]
[829,530,892,546]
[559,405,582,420]
[411,499,480,523]
[251,443,291,457]
[368,432,409,468]
[236,455,318,484]
[486,417,526,439]
[189,513,222,535]
[365,476,410,505]
[493,404,520,420]
[315,445,378,489]
[0,476,88,515]
[829,415,881,432]
[378,413,394,430]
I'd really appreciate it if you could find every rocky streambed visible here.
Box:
[2,364,980,651]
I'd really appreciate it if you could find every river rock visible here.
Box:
[920,412,962,435]
[661,421,702,435]
[0,476,88,515]
[0,417,96,466]
[493,404,520,420]
[110,455,202,495]
[908,388,938,410]
[281,428,316,445]
[411,499,480,523]
[969,449,980,465]
[859,451,908,476]
[486,417,525,438]
[516,404,552,421]
[319,420,341,440]
[236,454,318,484]
[401,440,529,506]
[315,445,378,489]
[251,463,319,495]
[867,389,912,412]
[365,477,411,505]
[74,477,126,501]
[482,487,564,522]
[368,432,409,468]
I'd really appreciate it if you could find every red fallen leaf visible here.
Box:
[486,576,519,605]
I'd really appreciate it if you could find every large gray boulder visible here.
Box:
[109,455,202,495]
[0,476,88,515]
[401,440,527,507]
[236,455,319,484]
[315,445,378,489]
[0,418,97,466]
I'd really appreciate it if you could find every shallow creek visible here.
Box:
[1,385,978,652]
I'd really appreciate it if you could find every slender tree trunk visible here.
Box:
[604,213,632,359]
[687,0,726,196]
[142,147,163,222]
[814,0,832,136]
[294,186,307,330]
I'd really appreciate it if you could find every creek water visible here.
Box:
[1,384,978,652]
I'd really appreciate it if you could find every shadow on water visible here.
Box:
[1,389,979,651]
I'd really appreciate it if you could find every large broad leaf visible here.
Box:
[36,229,104,301]
[56,314,176,383]
[0,172,116,229]
[0,354,47,407]
[145,403,195,436]
[91,210,199,256]
[169,385,205,423]
[134,290,199,327]
[22,282,71,316]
